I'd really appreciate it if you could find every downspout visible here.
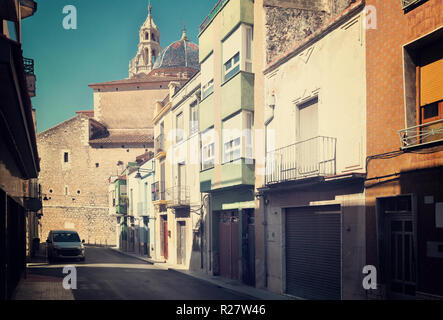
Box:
[262,99,274,289]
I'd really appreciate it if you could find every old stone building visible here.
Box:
[38,5,199,245]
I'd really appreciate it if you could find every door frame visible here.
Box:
[375,194,418,300]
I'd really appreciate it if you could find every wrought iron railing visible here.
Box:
[399,119,443,149]
[199,0,230,33]
[265,136,337,185]
[401,0,425,10]
[23,57,34,75]
[151,181,165,202]
[154,134,165,154]
[166,186,190,208]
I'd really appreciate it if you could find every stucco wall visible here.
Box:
[264,11,366,175]
[93,87,168,130]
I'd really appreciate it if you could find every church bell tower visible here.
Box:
[129,2,162,78]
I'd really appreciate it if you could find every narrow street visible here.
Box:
[23,246,252,300]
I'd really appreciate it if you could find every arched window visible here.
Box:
[145,33,149,40]
[152,50,156,64]
[151,33,155,42]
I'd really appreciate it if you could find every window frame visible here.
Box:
[224,52,240,82]
[176,111,184,143]
[201,53,214,99]
[201,129,215,171]
[190,101,199,135]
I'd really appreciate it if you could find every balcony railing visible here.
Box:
[23,58,36,97]
[265,136,337,185]
[154,134,165,154]
[166,186,190,208]
[151,181,165,202]
[401,0,425,10]
[199,0,230,33]
[399,119,443,149]
[23,58,34,75]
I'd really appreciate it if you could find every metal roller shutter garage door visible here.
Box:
[285,206,341,300]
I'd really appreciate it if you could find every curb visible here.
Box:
[166,268,259,300]
[108,247,154,265]
[168,269,295,300]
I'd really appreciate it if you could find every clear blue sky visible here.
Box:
[21,0,216,133]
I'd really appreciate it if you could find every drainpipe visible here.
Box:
[262,196,268,288]
[207,193,212,273]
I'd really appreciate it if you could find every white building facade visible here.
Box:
[259,8,367,300]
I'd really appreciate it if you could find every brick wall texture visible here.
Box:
[365,0,443,267]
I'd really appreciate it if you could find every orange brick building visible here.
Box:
[365,0,443,299]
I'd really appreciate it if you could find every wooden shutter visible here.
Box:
[420,58,443,106]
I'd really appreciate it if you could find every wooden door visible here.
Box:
[218,211,239,280]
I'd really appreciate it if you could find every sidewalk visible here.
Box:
[110,247,295,300]
[13,243,74,300]
[170,269,296,300]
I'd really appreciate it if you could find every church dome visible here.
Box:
[153,30,200,71]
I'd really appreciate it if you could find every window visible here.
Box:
[244,25,253,72]
[223,114,242,163]
[190,101,199,135]
[176,112,184,143]
[201,53,214,99]
[418,44,443,124]
[297,97,319,141]
[222,111,253,163]
[201,129,215,171]
[244,111,254,159]
[64,186,69,196]
[224,137,241,163]
[401,32,443,149]
[224,52,240,81]
[222,24,253,82]
[64,152,69,163]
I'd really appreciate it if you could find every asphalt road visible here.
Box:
[26,246,252,300]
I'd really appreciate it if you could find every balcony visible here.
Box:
[151,181,166,203]
[166,186,190,208]
[265,136,337,185]
[399,119,443,149]
[24,58,36,97]
[199,0,230,33]
[401,0,426,10]
[154,134,165,157]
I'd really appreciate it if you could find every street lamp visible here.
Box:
[134,164,154,179]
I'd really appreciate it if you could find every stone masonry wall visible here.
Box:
[264,0,357,63]
[38,115,152,245]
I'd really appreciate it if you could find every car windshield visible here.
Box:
[53,233,80,243]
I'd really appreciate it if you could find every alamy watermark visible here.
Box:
[62,5,77,30]
[62,265,77,290]
[362,265,377,290]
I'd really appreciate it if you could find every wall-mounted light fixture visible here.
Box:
[269,94,276,109]
[134,163,155,179]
